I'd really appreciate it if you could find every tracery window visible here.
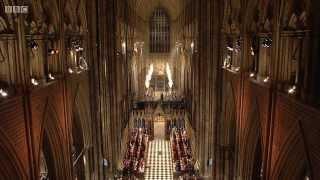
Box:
[150,8,170,53]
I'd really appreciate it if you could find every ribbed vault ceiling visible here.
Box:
[130,0,187,21]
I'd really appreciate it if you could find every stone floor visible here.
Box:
[144,139,174,180]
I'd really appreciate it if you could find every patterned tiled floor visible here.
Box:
[144,139,174,180]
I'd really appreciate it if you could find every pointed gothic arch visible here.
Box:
[70,83,92,179]
[64,0,88,33]
[220,81,237,180]
[240,97,262,179]
[72,83,92,146]
[0,128,26,179]
[38,102,70,180]
[244,0,274,33]
[271,128,309,180]
[40,130,56,180]
[280,0,311,30]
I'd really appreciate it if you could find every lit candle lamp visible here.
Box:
[288,85,296,94]
[31,78,39,86]
[48,73,55,80]
[68,68,74,74]
[0,89,8,97]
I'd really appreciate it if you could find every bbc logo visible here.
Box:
[5,6,28,14]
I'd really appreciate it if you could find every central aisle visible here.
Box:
[144,139,174,180]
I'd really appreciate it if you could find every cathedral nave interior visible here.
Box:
[0,0,320,179]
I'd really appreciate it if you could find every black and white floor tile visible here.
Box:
[144,139,174,180]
